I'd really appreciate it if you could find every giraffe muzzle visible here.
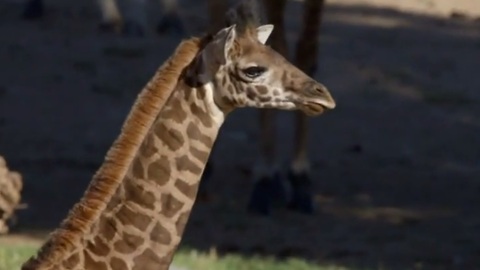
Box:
[299,81,336,116]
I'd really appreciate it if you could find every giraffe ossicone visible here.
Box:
[22,7,335,270]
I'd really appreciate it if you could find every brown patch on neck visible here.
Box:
[21,37,208,270]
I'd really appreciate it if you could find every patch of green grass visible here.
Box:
[173,248,350,270]
[0,244,38,270]
[0,244,351,270]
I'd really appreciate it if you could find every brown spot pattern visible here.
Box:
[97,217,117,241]
[116,205,151,231]
[133,249,163,270]
[87,236,110,257]
[186,122,213,147]
[175,179,198,199]
[189,103,212,128]
[84,250,108,270]
[62,252,79,269]
[257,85,269,95]
[176,155,202,175]
[190,146,209,163]
[110,257,128,270]
[246,87,256,99]
[124,180,156,210]
[259,95,271,102]
[150,222,172,245]
[160,193,184,218]
[132,159,145,179]
[146,156,171,186]
[114,232,145,254]
[139,135,157,158]
[156,123,184,151]
[175,211,190,236]
[161,98,187,124]
[139,190,156,209]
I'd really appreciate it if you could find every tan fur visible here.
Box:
[22,37,204,270]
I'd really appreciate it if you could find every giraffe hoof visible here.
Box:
[247,173,287,215]
[121,21,146,37]
[287,170,315,214]
[156,13,186,36]
[22,0,44,20]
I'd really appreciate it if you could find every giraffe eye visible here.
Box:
[242,66,267,78]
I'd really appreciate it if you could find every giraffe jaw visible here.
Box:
[250,98,335,116]
[301,102,327,116]
[282,94,334,116]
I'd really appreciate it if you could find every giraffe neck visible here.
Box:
[73,80,225,270]
[20,36,220,270]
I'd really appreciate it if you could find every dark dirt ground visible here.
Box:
[0,0,479,269]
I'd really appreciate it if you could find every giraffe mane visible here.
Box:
[22,36,207,270]
[225,0,264,35]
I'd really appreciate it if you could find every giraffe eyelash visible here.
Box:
[242,66,267,79]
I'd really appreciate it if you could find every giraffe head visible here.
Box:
[186,23,336,116]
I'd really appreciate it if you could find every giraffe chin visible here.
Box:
[301,103,326,116]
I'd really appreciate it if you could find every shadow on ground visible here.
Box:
[0,1,479,270]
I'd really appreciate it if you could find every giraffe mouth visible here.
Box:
[296,98,336,116]
[288,86,336,116]
[296,82,336,115]
[301,102,327,116]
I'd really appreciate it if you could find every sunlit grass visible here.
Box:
[0,244,38,270]
[172,247,350,270]
[0,243,354,270]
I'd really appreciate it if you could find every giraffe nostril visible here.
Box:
[312,81,330,93]
[305,82,327,96]
[303,81,336,109]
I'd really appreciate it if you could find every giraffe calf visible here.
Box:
[21,1,336,268]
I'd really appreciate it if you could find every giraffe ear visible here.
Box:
[256,24,274,44]
[188,25,237,84]
[215,24,237,61]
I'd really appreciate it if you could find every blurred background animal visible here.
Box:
[0,156,23,235]
[22,0,226,36]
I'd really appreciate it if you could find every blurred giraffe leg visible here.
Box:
[97,0,124,33]
[247,0,289,215]
[114,0,148,36]
[288,0,326,214]
[156,0,187,35]
[22,0,44,19]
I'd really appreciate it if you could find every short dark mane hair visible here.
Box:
[225,0,264,35]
